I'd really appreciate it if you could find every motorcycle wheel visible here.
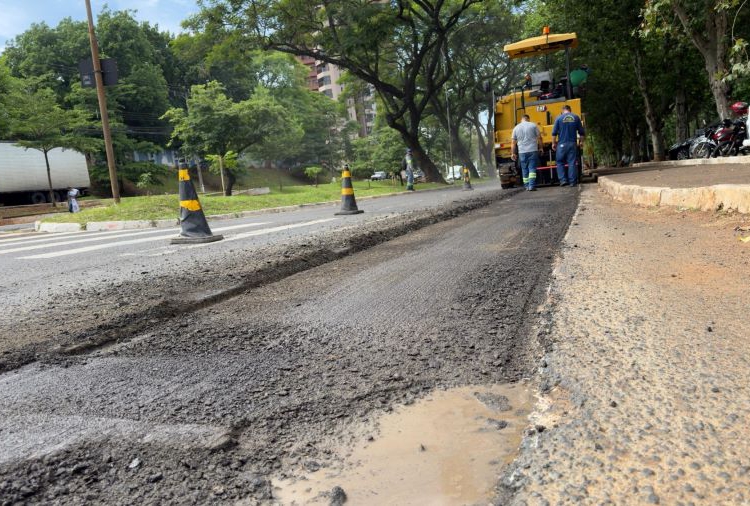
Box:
[692,141,714,159]
[676,148,689,160]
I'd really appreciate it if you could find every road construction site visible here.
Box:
[1,164,749,505]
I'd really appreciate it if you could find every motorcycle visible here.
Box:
[689,123,720,159]
[710,117,748,157]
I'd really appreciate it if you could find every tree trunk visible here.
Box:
[226,170,236,196]
[43,150,56,207]
[628,126,642,164]
[706,57,732,119]
[218,155,228,196]
[402,134,443,183]
[386,114,445,183]
[675,86,689,142]
[633,49,666,161]
[673,4,730,119]
[450,126,479,178]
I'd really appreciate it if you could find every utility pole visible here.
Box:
[85,0,120,203]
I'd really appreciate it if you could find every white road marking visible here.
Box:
[0,221,274,256]
[19,219,334,259]
[0,230,93,245]
[0,227,178,255]
[224,218,336,241]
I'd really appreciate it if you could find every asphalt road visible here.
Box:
[0,185,579,504]
[0,183,499,309]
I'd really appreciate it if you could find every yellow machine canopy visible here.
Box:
[503,32,578,60]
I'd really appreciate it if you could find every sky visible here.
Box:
[0,0,201,50]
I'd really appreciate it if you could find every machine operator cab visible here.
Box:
[495,28,589,188]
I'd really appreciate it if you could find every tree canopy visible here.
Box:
[4,0,748,191]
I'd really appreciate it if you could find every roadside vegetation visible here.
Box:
[2,0,748,202]
[42,180,450,225]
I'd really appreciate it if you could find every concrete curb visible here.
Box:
[33,183,483,232]
[598,176,750,214]
[35,222,83,233]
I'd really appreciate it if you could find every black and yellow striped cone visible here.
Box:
[171,165,224,244]
[335,165,364,216]
[462,166,473,191]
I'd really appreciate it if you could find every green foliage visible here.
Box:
[206,151,240,175]
[7,82,98,153]
[189,0,483,182]
[303,166,324,186]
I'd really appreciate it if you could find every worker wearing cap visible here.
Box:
[552,104,585,187]
[511,114,543,191]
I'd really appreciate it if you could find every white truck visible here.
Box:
[445,165,463,182]
[0,142,90,205]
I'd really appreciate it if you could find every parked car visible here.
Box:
[371,171,387,180]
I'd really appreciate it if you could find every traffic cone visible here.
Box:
[462,166,473,191]
[171,165,224,244]
[335,165,364,215]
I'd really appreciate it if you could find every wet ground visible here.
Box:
[274,384,535,505]
[0,188,579,504]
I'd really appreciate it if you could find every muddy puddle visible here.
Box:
[273,383,534,505]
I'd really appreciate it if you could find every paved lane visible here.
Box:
[0,186,578,504]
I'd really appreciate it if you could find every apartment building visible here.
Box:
[297,56,376,137]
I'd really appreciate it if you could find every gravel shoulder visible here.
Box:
[502,187,750,505]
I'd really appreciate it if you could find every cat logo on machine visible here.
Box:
[536,105,547,112]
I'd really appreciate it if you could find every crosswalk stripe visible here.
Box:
[0,227,177,255]
[224,219,336,242]
[19,219,333,259]
[0,230,90,245]
[0,221,277,255]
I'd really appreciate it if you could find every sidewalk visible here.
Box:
[504,186,750,505]
[595,159,750,214]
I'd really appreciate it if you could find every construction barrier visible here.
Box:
[171,166,224,244]
[335,165,364,215]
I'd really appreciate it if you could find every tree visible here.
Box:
[189,0,483,183]
[304,166,324,186]
[642,0,746,119]
[163,81,294,196]
[8,84,99,206]
[429,1,522,176]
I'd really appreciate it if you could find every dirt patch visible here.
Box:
[500,189,750,505]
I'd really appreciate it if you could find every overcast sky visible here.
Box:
[0,0,200,51]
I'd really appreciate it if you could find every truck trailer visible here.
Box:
[0,142,90,205]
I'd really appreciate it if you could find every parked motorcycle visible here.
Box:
[710,117,748,157]
[689,124,720,159]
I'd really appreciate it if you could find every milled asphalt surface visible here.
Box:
[594,163,750,187]
[0,183,505,373]
[0,187,579,504]
[500,187,750,505]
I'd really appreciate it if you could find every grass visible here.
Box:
[43,180,449,225]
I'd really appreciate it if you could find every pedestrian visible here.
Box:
[67,187,80,213]
[511,114,543,191]
[552,104,585,187]
[403,148,415,191]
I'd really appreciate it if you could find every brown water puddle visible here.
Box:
[273,383,534,505]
